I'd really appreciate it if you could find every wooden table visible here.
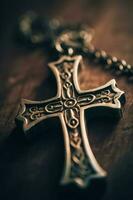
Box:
[0,0,133,199]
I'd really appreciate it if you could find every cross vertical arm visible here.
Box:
[60,108,106,188]
[16,55,125,190]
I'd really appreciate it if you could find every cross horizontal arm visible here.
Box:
[16,55,125,190]
[16,97,63,132]
[77,79,125,113]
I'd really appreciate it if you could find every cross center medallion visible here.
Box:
[16,56,125,188]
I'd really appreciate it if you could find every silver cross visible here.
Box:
[16,56,125,188]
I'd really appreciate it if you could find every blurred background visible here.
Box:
[0,0,133,62]
[0,0,133,200]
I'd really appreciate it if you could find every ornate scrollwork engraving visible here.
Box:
[77,94,95,106]
[17,56,125,188]
[45,101,63,113]
[70,129,94,184]
[64,108,79,129]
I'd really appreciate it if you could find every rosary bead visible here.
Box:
[114,64,124,75]
[93,50,102,63]
[121,60,127,66]
[112,57,118,63]
[104,57,113,69]
[95,51,101,58]
[123,64,132,76]
[127,64,132,70]
[100,50,107,58]
[98,50,108,65]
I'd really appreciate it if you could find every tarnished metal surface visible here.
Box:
[16,55,125,188]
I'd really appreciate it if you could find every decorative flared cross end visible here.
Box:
[16,56,125,188]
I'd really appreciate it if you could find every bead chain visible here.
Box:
[84,46,133,82]
[17,12,133,82]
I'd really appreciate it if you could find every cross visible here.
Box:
[16,55,125,188]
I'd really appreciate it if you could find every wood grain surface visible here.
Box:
[0,0,133,200]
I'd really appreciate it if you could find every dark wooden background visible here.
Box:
[0,0,133,199]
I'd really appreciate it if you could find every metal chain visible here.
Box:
[16,12,133,82]
[83,46,133,82]
[54,28,133,82]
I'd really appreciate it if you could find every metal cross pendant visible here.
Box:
[16,55,125,188]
